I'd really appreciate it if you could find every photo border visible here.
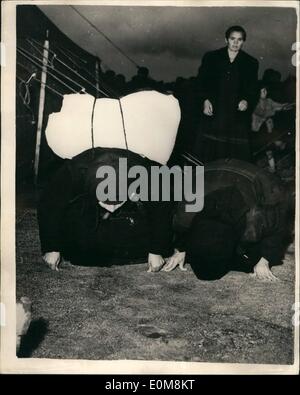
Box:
[1,0,299,374]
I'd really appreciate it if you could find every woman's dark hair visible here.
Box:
[225,25,247,41]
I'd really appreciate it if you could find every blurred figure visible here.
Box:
[252,84,294,172]
[115,73,127,96]
[127,66,157,92]
[252,85,292,133]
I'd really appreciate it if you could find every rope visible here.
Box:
[91,95,97,153]
[70,5,139,68]
[19,74,34,105]
[17,72,64,98]
[118,99,129,151]
[87,91,129,158]
[17,72,37,124]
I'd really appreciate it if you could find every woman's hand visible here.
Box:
[281,103,293,111]
[251,257,279,282]
[42,251,61,271]
[147,253,165,272]
[203,99,213,116]
[238,100,248,111]
[162,250,187,272]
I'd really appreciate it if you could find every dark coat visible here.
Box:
[174,159,289,276]
[196,47,259,162]
[198,46,259,111]
[38,148,173,264]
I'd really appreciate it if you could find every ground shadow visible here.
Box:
[17,318,48,358]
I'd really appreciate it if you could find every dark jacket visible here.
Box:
[194,47,259,162]
[197,46,259,112]
[174,159,289,267]
[38,148,173,263]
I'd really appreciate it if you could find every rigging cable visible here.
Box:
[27,38,86,92]
[35,39,99,81]
[29,39,114,97]
[26,38,56,68]
[18,39,130,154]
[118,99,129,151]
[90,95,97,154]
[17,47,77,93]
[44,40,119,98]
[69,5,139,68]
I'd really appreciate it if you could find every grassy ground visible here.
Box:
[16,207,295,364]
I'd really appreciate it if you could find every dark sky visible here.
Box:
[39,4,297,82]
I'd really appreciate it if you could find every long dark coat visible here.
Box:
[196,47,259,162]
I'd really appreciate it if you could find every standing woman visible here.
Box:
[196,26,259,162]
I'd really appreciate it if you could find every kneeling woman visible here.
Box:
[165,159,291,281]
[39,90,181,272]
[38,147,173,272]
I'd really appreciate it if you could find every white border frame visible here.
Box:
[1,0,299,374]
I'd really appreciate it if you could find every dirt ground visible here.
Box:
[16,203,295,364]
